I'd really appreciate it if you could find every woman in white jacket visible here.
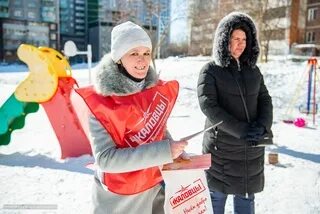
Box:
[77,21,188,214]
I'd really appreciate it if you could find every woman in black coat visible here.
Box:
[197,12,273,214]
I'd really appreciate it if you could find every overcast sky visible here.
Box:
[170,0,188,44]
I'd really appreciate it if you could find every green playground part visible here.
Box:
[0,93,39,145]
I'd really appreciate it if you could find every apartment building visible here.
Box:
[0,0,58,62]
[187,0,315,58]
[60,0,88,63]
[187,0,216,55]
[305,0,320,44]
[0,0,171,62]
[88,0,171,61]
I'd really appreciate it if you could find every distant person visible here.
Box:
[197,12,273,214]
[76,21,188,214]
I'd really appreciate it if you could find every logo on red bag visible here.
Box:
[124,92,169,146]
[170,178,206,209]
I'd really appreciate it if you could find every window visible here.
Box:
[307,8,317,21]
[13,0,22,6]
[28,11,36,19]
[27,2,37,8]
[13,10,22,17]
[50,24,56,30]
[75,12,84,17]
[41,7,56,22]
[306,31,316,43]
[50,33,56,40]
[0,6,9,18]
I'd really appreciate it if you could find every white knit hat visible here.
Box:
[111,21,152,62]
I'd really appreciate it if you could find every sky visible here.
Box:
[0,56,319,213]
[170,0,188,43]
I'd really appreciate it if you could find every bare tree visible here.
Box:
[167,42,188,56]
[187,0,217,56]
[116,0,188,70]
[188,0,302,62]
[98,0,188,70]
[215,0,302,62]
[247,0,289,62]
[140,0,188,60]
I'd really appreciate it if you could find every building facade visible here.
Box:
[0,0,171,63]
[187,0,217,56]
[305,0,320,44]
[187,0,318,58]
[87,0,122,61]
[0,0,58,62]
[60,0,88,63]
[88,0,171,61]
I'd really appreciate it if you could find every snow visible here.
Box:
[1,56,320,213]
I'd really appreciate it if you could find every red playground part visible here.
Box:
[42,77,92,159]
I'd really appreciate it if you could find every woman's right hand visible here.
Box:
[169,140,188,159]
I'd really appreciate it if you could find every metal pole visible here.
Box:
[157,0,161,59]
[157,14,161,59]
[56,0,60,50]
[87,44,92,84]
[312,58,317,125]
[307,59,312,114]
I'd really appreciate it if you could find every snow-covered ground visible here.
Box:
[0,56,319,213]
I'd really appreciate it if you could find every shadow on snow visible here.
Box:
[275,146,320,164]
[0,152,94,175]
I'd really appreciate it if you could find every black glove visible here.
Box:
[245,122,266,146]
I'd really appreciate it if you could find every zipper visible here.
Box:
[237,61,249,197]
[237,61,247,96]
[236,60,241,72]
[244,141,248,197]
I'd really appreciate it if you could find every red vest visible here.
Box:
[76,80,179,195]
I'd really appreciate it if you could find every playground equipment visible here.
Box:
[0,44,92,158]
[0,95,39,145]
[63,40,92,84]
[284,57,319,126]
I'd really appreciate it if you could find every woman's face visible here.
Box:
[120,46,151,79]
[229,29,247,60]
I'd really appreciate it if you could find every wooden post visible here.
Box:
[268,152,279,165]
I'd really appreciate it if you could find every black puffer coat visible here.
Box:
[197,12,273,195]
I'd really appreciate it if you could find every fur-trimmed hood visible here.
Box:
[212,12,260,68]
[93,54,158,96]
